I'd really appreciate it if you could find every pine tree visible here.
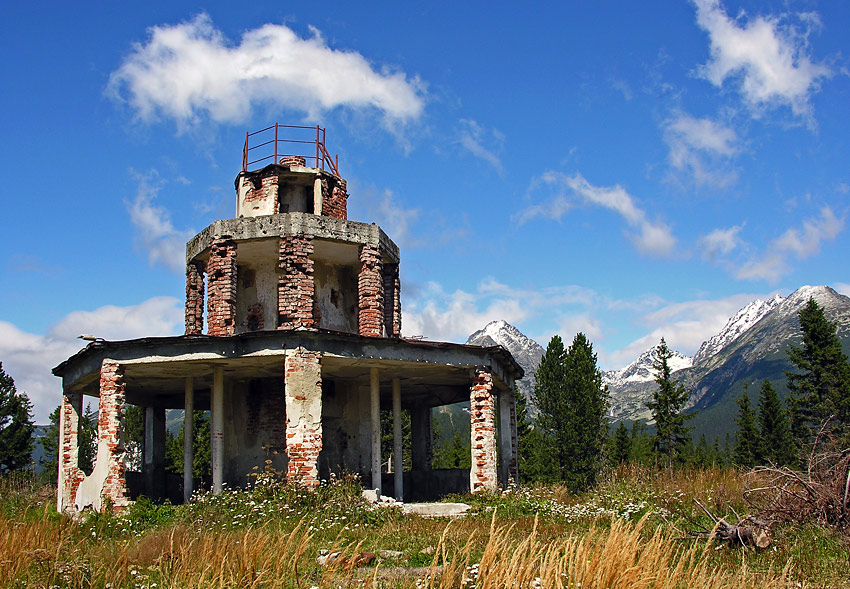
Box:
[611,422,631,464]
[515,387,557,482]
[732,392,759,467]
[536,334,608,492]
[756,380,795,466]
[629,421,653,464]
[39,405,61,481]
[786,298,850,444]
[0,363,35,472]
[165,411,211,481]
[646,339,693,464]
[78,403,97,474]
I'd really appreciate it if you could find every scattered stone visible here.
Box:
[377,549,405,560]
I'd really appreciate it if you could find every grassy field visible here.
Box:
[1,465,848,588]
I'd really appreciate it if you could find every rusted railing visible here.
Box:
[241,123,339,176]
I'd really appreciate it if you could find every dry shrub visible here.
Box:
[416,513,797,589]
[746,446,850,533]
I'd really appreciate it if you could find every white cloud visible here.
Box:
[693,0,831,121]
[108,14,425,132]
[605,292,768,369]
[457,119,504,173]
[401,281,529,342]
[516,172,676,257]
[736,206,845,282]
[0,298,183,423]
[697,224,744,260]
[127,171,194,273]
[664,113,739,187]
[373,189,421,248]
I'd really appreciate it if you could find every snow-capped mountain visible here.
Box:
[691,294,783,365]
[604,345,692,387]
[465,286,850,436]
[466,320,544,415]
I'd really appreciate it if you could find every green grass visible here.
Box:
[1,465,848,587]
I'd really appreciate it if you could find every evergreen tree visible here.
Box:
[39,405,61,481]
[431,431,469,469]
[646,339,693,464]
[515,388,557,482]
[0,363,35,472]
[732,392,759,467]
[165,411,211,481]
[124,404,145,470]
[756,380,795,466]
[536,333,608,492]
[78,403,97,474]
[629,420,653,464]
[380,408,412,471]
[786,298,850,444]
[610,422,631,464]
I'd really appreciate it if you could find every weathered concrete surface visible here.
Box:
[402,502,471,518]
[186,212,399,264]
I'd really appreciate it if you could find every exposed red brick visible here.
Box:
[470,366,497,493]
[278,234,315,329]
[279,155,307,167]
[358,245,384,337]
[206,238,237,336]
[98,361,129,509]
[508,393,518,482]
[242,172,279,213]
[59,392,85,511]
[321,177,348,220]
[184,261,205,335]
[284,349,322,486]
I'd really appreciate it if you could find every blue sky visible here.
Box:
[1,0,848,422]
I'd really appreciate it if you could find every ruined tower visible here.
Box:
[54,125,520,514]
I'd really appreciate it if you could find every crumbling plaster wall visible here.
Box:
[314,260,357,333]
[284,348,323,485]
[235,258,277,333]
[318,378,365,480]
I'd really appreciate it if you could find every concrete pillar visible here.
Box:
[498,389,514,488]
[57,391,83,512]
[284,348,323,486]
[470,366,497,493]
[74,360,129,512]
[358,245,384,337]
[370,367,381,497]
[392,377,403,500]
[211,366,224,494]
[411,405,432,473]
[313,177,323,214]
[144,406,166,500]
[183,377,194,503]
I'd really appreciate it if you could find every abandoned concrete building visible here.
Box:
[53,125,522,514]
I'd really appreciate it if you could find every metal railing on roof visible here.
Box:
[241,123,339,176]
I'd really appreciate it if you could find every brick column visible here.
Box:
[358,245,384,337]
[383,263,401,337]
[284,348,323,486]
[57,391,84,512]
[278,235,315,330]
[470,367,497,493]
[206,238,237,336]
[185,261,204,335]
[321,178,348,220]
